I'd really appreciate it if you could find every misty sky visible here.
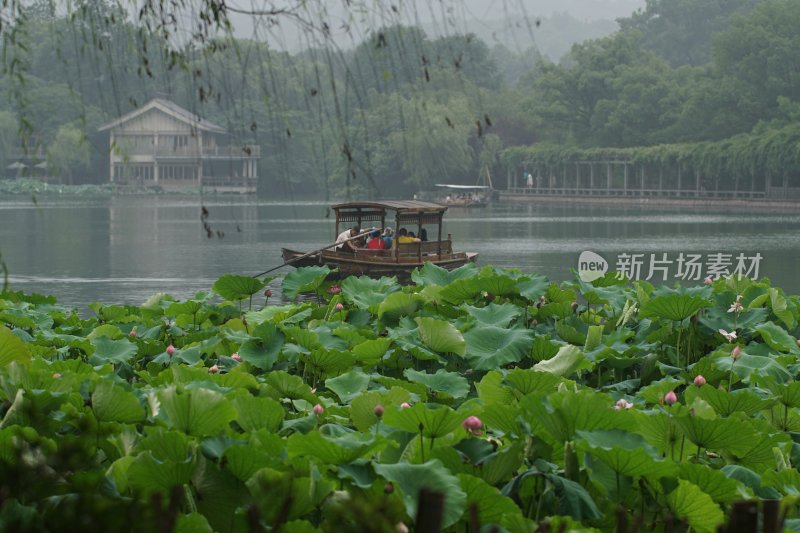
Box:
[223,0,646,53]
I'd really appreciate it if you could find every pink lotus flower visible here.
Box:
[693,375,707,387]
[335,303,344,311]
[52,373,62,379]
[166,344,176,355]
[374,404,384,417]
[664,391,678,405]
[731,345,742,360]
[704,276,713,285]
[326,285,342,295]
[313,403,324,415]
[462,416,483,436]
[614,398,634,410]
[208,364,219,374]
[718,329,737,342]
[400,402,411,409]
[231,352,242,362]
[129,329,137,337]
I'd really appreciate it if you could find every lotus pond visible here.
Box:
[1,263,800,532]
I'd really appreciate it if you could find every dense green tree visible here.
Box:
[46,124,90,183]
[618,0,760,67]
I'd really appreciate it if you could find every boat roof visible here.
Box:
[331,200,447,213]
[435,184,491,190]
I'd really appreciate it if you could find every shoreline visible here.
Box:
[497,192,800,211]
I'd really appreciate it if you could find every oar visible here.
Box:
[253,229,379,278]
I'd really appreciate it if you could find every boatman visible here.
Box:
[335,225,361,253]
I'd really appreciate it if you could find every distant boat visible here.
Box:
[434,166,495,207]
[280,200,478,279]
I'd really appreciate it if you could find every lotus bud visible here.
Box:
[384,482,394,494]
[664,391,678,405]
[129,329,137,337]
[400,402,411,409]
[335,303,344,311]
[313,403,324,415]
[462,416,483,435]
[571,301,579,313]
[231,352,242,362]
[395,523,409,533]
[796,338,800,347]
[166,344,176,355]
[704,276,713,285]
[693,375,707,387]
[52,373,62,379]
[326,285,341,295]
[731,345,742,360]
[530,319,538,326]
[208,364,219,374]
[374,404,384,417]
[614,398,633,410]
[264,288,273,298]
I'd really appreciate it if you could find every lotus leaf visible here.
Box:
[666,480,725,533]
[212,274,265,302]
[403,368,470,399]
[281,266,331,300]
[415,316,465,356]
[373,460,466,528]
[325,370,370,404]
[464,325,533,371]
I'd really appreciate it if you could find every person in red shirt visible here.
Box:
[366,229,386,249]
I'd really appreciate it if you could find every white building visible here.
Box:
[98,98,260,193]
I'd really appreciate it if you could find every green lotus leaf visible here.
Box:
[754,321,799,353]
[415,317,465,356]
[724,432,791,473]
[304,348,354,374]
[373,460,466,528]
[281,266,331,300]
[517,274,550,302]
[722,465,780,499]
[480,404,524,437]
[89,336,137,365]
[412,262,478,286]
[403,368,470,399]
[761,469,800,496]
[683,386,771,417]
[576,429,674,479]
[504,368,562,396]
[238,322,284,370]
[715,353,792,383]
[165,300,204,318]
[0,325,31,366]
[530,336,561,362]
[554,319,586,345]
[698,304,768,333]
[464,325,533,371]
[522,389,619,443]
[126,451,196,493]
[230,394,285,433]
[325,369,370,404]
[157,386,237,437]
[544,473,603,522]
[533,345,589,377]
[336,459,377,488]
[92,379,145,423]
[475,371,516,406]
[377,292,421,321]
[174,513,213,533]
[477,273,519,297]
[476,441,524,486]
[458,474,522,526]
[537,301,573,320]
[666,480,725,533]
[246,468,332,524]
[287,427,383,465]
[674,415,752,454]
[677,463,743,504]
[439,278,482,305]
[352,338,391,365]
[639,286,712,322]
[382,402,462,438]
[87,324,124,341]
[769,287,797,330]
[349,391,385,431]
[212,274,265,302]
[340,275,401,309]
[464,303,522,328]
[265,371,316,402]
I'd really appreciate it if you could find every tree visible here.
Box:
[47,124,90,183]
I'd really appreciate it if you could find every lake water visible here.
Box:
[2,195,800,310]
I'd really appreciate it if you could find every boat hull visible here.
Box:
[281,247,478,279]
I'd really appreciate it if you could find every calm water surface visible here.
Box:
[2,195,799,309]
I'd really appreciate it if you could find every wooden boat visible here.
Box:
[281,200,478,279]
[435,183,493,208]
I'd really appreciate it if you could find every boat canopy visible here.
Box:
[331,201,448,237]
[434,184,491,190]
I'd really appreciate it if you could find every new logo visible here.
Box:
[578,251,608,282]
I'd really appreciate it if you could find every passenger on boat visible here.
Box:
[396,228,420,244]
[366,229,386,249]
[382,228,394,249]
[335,225,361,253]
[419,228,428,242]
